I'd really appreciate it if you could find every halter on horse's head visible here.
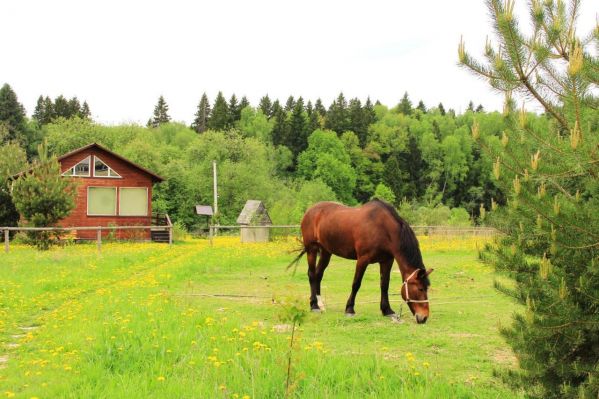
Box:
[401,268,434,324]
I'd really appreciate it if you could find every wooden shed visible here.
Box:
[236,200,272,243]
[55,143,165,240]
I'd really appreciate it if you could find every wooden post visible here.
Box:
[209,225,213,247]
[4,229,8,254]
[97,227,102,255]
[168,226,173,246]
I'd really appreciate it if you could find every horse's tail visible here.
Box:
[286,247,306,274]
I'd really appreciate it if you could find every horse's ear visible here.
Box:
[425,268,434,276]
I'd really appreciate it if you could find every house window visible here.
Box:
[62,156,91,177]
[87,187,117,216]
[119,188,148,216]
[93,156,121,178]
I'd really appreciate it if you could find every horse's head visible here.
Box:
[401,268,433,324]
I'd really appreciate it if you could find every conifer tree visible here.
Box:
[191,93,211,134]
[228,94,240,124]
[271,101,288,147]
[284,96,295,112]
[438,102,446,116]
[239,96,250,111]
[416,100,427,113]
[259,95,273,118]
[397,92,412,115]
[33,96,52,125]
[0,83,26,143]
[209,92,229,130]
[68,97,81,117]
[325,92,349,133]
[148,95,171,128]
[313,98,326,118]
[80,101,91,120]
[11,142,77,250]
[287,97,309,159]
[475,104,484,113]
[306,100,320,134]
[53,95,71,119]
[459,1,599,397]
[348,98,369,146]
[466,101,475,112]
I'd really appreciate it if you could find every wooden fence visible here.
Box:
[2,224,173,254]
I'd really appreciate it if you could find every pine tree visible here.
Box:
[348,98,369,146]
[148,95,171,128]
[438,102,446,116]
[228,94,240,124]
[53,95,71,119]
[475,104,484,113]
[33,96,51,125]
[11,142,77,250]
[68,97,81,117]
[460,1,599,397]
[287,97,309,159]
[313,98,326,118]
[284,96,295,112]
[259,95,273,118]
[306,100,320,134]
[416,100,427,113]
[239,96,250,111]
[191,93,211,134]
[271,101,288,147]
[81,101,91,120]
[325,92,349,133]
[209,92,229,130]
[466,101,474,112]
[397,92,412,115]
[0,83,26,144]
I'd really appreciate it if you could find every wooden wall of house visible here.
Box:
[58,147,154,240]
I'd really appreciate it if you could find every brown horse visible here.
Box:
[289,199,433,324]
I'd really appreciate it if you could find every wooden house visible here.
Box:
[56,143,165,240]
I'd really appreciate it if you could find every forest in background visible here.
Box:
[0,83,536,229]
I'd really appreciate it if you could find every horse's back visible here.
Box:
[301,200,402,261]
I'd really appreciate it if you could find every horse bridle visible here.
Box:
[401,269,430,304]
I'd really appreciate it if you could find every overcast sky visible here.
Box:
[1,0,596,125]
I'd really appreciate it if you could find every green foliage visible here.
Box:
[0,142,28,227]
[0,83,27,145]
[191,93,210,134]
[148,96,171,128]
[11,142,77,249]
[297,129,356,204]
[237,107,273,142]
[461,1,599,397]
[372,183,396,205]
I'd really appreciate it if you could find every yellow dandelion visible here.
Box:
[157,376,165,381]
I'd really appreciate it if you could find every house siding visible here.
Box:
[58,147,154,240]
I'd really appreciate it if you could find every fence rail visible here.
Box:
[2,224,173,254]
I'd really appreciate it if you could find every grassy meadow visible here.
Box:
[0,236,523,398]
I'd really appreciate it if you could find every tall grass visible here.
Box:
[0,237,521,398]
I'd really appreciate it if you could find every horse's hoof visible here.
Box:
[311,308,322,313]
[389,314,404,324]
[316,295,325,310]
[345,312,356,318]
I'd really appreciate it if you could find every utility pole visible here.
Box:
[212,160,218,237]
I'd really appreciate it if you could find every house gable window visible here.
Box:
[62,156,91,177]
[93,156,121,178]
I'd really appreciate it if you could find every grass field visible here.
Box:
[0,236,523,398]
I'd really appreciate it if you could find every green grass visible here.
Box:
[0,237,523,398]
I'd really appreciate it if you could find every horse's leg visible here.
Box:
[379,258,395,316]
[315,250,331,309]
[307,248,320,311]
[345,258,369,315]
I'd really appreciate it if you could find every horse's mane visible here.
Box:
[370,199,430,288]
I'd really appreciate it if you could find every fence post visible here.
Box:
[4,229,8,254]
[168,226,173,246]
[97,227,102,255]
[209,225,213,247]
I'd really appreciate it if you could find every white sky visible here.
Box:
[1,0,597,125]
